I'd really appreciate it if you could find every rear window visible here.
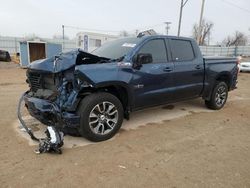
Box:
[170,39,195,61]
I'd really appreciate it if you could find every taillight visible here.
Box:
[237,56,241,65]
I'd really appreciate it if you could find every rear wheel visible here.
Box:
[205,81,228,110]
[77,92,124,142]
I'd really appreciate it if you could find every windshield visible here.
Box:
[92,37,142,60]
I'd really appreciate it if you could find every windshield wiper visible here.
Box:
[109,56,125,62]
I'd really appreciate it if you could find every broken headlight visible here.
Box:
[76,77,93,88]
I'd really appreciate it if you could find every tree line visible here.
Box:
[192,19,249,46]
[120,20,249,47]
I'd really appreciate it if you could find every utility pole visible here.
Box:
[164,22,172,35]
[197,0,206,45]
[62,25,65,51]
[177,0,189,37]
[248,28,250,45]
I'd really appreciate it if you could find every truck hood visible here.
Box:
[27,49,110,73]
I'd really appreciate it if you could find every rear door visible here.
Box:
[169,39,204,100]
[132,38,175,109]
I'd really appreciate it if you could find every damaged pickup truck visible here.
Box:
[19,35,239,152]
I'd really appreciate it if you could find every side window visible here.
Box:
[138,39,167,63]
[170,39,195,61]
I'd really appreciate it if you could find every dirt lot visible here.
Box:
[0,61,250,188]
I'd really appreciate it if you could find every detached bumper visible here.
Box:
[24,93,80,128]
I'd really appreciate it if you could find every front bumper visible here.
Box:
[24,93,80,128]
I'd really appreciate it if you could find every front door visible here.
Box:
[132,38,175,109]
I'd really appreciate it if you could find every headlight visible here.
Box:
[76,78,92,88]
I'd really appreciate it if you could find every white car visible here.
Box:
[239,62,250,72]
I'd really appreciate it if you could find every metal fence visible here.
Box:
[0,36,22,54]
[1,36,250,57]
[0,36,77,54]
[200,46,250,57]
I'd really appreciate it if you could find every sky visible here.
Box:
[0,0,249,44]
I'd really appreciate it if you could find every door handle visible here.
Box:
[163,67,173,72]
[195,65,202,70]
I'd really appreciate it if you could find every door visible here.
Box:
[169,39,204,100]
[28,42,46,63]
[132,39,175,109]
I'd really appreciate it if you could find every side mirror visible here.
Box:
[133,53,153,69]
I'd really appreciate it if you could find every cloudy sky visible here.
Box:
[0,0,249,44]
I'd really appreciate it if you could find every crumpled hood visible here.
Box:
[27,49,109,73]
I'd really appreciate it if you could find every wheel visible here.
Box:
[205,81,228,110]
[77,92,124,142]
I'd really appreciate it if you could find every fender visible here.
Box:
[203,71,232,100]
[95,81,135,109]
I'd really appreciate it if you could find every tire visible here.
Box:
[77,92,124,142]
[205,81,228,110]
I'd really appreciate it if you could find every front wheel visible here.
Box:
[205,81,228,110]
[77,92,124,142]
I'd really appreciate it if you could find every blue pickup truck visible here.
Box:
[22,35,238,142]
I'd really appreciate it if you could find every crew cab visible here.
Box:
[23,35,238,142]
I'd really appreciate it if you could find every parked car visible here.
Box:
[22,35,239,142]
[239,62,250,72]
[0,50,11,62]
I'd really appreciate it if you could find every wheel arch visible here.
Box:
[203,72,232,101]
[215,72,232,89]
[78,81,134,119]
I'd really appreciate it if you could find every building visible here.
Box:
[76,32,118,52]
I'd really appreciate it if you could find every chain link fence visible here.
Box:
[199,46,250,57]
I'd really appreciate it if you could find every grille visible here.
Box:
[28,72,42,92]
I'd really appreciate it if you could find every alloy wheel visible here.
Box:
[89,101,118,135]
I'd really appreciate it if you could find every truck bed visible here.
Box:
[203,56,238,64]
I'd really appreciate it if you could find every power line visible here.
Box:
[63,25,120,34]
[63,23,165,35]
[221,0,250,14]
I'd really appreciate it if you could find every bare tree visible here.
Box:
[222,31,248,46]
[192,19,214,46]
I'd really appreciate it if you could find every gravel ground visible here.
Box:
[0,61,250,188]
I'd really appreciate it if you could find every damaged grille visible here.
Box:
[27,71,59,92]
[28,72,42,92]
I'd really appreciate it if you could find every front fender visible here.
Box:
[75,63,135,108]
